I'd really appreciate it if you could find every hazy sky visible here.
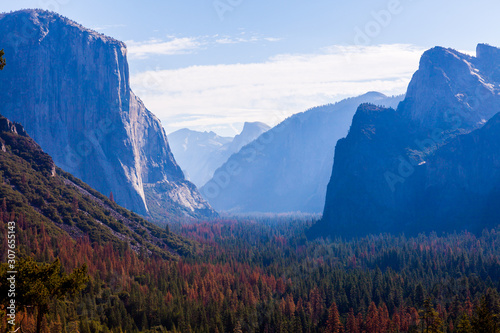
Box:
[2,0,499,136]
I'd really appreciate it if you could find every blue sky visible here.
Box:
[2,0,500,135]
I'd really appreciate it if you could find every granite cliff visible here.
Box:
[0,9,215,219]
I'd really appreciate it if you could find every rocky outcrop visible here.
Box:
[0,116,28,138]
[201,92,404,213]
[168,122,270,188]
[0,114,56,176]
[399,44,500,132]
[227,122,271,157]
[315,44,500,238]
[0,9,215,218]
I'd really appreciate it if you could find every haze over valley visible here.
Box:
[0,3,499,332]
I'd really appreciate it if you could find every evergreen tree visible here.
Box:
[365,302,380,333]
[292,314,303,333]
[415,284,426,308]
[346,308,359,333]
[455,314,472,333]
[472,295,497,333]
[0,49,5,70]
[0,258,88,333]
[326,302,343,333]
[233,320,243,333]
[421,299,443,333]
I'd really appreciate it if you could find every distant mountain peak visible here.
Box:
[242,121,270,129]
[361,91,388,99]
[417,46,473,72]
[348,103,399,136]
[228,122,271,154]
[238,122,271,138]
[168,122,270,188]
[476,43,500,58]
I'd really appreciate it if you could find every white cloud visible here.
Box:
[130,44,425,136]
[126,37,202,59]
[126,33,281,59]
[264,37,282,42]
[93,24,127,31]
[215,35,281,44]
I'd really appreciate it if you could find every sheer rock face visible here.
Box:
[0,9,215,218]
[418,112,500,231]
[319,104,415,237]
[317,45,500,238]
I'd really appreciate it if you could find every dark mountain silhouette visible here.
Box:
[314,44,500,238]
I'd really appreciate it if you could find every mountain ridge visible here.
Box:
[168,121,270,188]
[201,92,404,213]
[0,112,195,259]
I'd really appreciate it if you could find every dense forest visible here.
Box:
[1,211,500,332]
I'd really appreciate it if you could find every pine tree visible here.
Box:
[292,314,303,333]
[365,302,379,333]
[50,314,63,333]
[455,314,472,333]
[472,295,497,333]
[421,299,443,333]
[0,49,5,70]
[233,320,243,333]
[1,198,6,213]
[346,308,359,333]
[72,197,79,214]
[141,311,149,331]
[326,302,343,333]
[414,284,426,308]
[379,303,390,332]
[109,191,115,203]
[0,259,88,333]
